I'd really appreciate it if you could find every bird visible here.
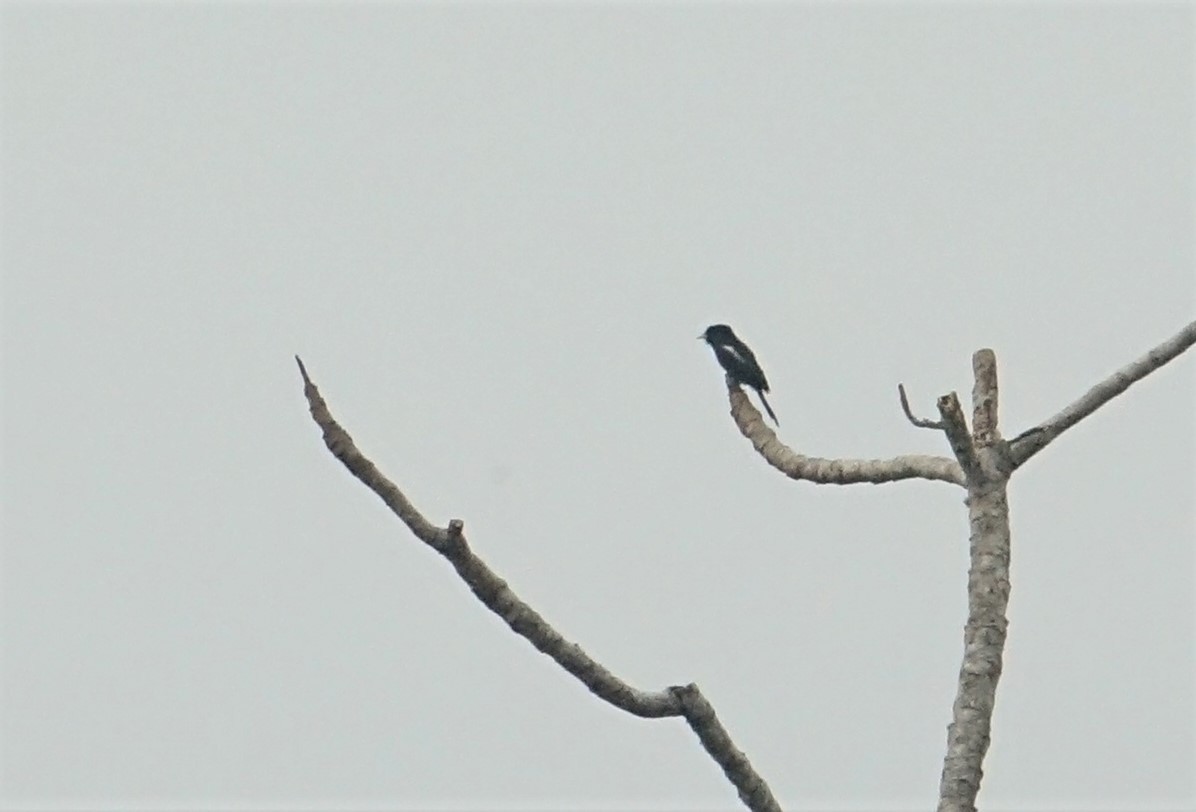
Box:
[699,324,779,425]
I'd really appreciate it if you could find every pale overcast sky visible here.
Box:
[2,4,1193,811]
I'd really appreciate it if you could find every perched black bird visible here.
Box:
[699,324,779,425]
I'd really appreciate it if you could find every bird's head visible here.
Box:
[699,324,735,344]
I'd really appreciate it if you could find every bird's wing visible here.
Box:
[718,340,755,367]
[724,341,769,391]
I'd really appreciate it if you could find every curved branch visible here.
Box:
[296,357,782,812]
[898,383,944,430]
[1009,320,1196,469]
[726,386,965,486]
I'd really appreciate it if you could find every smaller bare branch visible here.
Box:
[296,355,443,541]
[937,392,983,484]
[297,357,781,812]
[898,383,945,430]
[726,386,965,487]
[971,349,1000,446]
[1009,320,1196,469]
[297,355,673,714]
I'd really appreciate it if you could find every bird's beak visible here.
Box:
[696,333,705,340]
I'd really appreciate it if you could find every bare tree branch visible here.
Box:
[936,392,982,485]
[726,386,965,486]
[672,684,779,811]
[1009,320,1196,469]
[296,356,782,812]
[898,383,944,430]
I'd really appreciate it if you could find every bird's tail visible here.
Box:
[757,390,779,425]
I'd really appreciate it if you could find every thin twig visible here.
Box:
[898,383,945,430]
[296,356,782,812]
